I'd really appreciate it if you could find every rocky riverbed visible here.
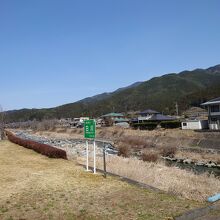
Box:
[11,130,220,176]
[14,130,118,159]
[163,156,220,176]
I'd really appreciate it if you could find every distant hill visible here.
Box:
[78,81,143,104]
[6,64,220,122]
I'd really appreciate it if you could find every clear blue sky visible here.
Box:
[1,0,220,110]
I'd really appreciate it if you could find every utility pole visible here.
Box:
[175,102,179,116]
[0,105,5,140]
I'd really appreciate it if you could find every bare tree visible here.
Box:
[0,105,5,140]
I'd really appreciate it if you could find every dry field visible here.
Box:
[0,140,203,220]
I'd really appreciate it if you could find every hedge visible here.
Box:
[5,131,67,159]
[160,121,181,129]
[131,122,158,130]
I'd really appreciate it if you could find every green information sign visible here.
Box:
[84,120,96,139]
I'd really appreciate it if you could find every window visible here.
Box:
[210,105,220,112]
[211,117,217,122]
[183,122,187,126]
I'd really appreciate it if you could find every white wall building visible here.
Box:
[181,120,208,130]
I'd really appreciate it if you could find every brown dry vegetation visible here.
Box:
[0,140,203,220]
[142,151,158,162]
[78,155,220,202]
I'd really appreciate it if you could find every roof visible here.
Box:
[201,97,220,106]
[181,119,208,123]
[114,118,129,122]
[139,109,160,115]
[150,114,176,121]
[101,112,124,117]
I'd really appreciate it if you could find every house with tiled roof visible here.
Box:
[201,97,220,130]
[137,109,176,123]
[100,112,129,126]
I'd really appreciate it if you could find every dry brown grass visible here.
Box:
[117,135,154,149]
[0,140,202,220]
[78,155,220,202]
[117,144,131,157]
[142,151,158,162]
[160,146,177,157]
[96,126,196,140]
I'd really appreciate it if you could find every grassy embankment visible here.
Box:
[0,140,203,220]
[29,127,220,202]
[78,156,220,202]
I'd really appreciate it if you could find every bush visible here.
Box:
[142,152,158,162]
[160,146,177,157]
[160,121,181,129]
[5,131,67,159]
[117,144,131,158]
[131,122,158,130]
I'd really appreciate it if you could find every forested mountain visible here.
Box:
[6,65,220,122]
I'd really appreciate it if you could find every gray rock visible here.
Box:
[183,159,192,164]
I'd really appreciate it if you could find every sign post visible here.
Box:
[93,140,96,174]
[86,140,89,171]
[84,120,96,174]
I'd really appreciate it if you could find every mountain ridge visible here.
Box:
[5,64,220,122]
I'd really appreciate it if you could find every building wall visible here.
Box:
[181,120,208,130]
[207,105,220,130]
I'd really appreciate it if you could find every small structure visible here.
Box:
[201,97,220,130]
[100,113,129,126]
[137,109,176,123]
[181,120,208,130]
[73,117,89,128]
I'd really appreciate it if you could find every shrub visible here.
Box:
[117,144,131,158]
[142,152,158,162]
[160,146,177,157]
[5,130,67,159]
[160,121,181,129]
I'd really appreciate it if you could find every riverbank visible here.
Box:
[7,129,220,202]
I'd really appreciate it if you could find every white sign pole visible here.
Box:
[86,140,89,171]
[93,139,96,174]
